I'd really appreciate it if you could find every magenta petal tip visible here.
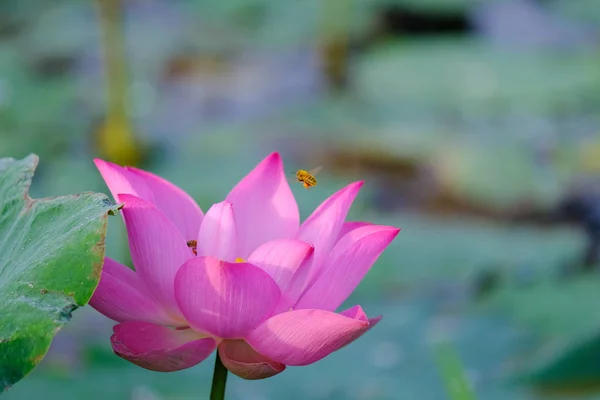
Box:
[266,151,282,160]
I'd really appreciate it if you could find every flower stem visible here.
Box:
[209,352,228,400]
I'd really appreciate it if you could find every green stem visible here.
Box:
[434,342,476,400]
[209,352,228,400]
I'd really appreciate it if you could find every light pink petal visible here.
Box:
[296,182,363,281]
[226,153,299,258]
[218,339,285,380]
[245,306,377,366]
[120,194,192,315]
[111,321,216,372]
[89,258,183,326]
[272,261,313,314]
[248,239,315,314]
[336,221,372,242]
[94,159,203,239]
[196,201,237,262]
[295,225,400,311]
[174,257,281,339]
[247,239,314,291]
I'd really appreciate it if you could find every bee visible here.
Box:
[295,166,322,190]
[186,240,198,255]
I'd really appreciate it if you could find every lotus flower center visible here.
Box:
[235,258,245,263]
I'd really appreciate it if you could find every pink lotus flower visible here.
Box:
[90,152,399,379]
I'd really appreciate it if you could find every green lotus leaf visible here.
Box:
[0,154,118,391]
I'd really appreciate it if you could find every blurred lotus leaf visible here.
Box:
[552,0,600,24]
[0,155,118,391]
[485,276,600,394]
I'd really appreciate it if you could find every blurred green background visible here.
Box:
[2,0,600,398]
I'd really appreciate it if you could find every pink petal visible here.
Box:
[89,258,183,326]
[339,304,369,321]
[120,194,192,315]
[226,152,299,258]
[245,306,377,366]
[174,257,281,339]
[247,239,314,291]
[336,221,372,242]
[218,339,285,380]
[94,159,152,201]
[295,225,400,311]
[248,239,315,314]
[296,182,363,281]
[94,159,203,239]
[338,305,382,349]
[111,321,216,372]
[196,201,237,262]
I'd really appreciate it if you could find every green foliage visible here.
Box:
[435,342,477,400]
[484,275,600,392]
[0,155,118,391]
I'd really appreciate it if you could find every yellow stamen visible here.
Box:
[235,257,245,263]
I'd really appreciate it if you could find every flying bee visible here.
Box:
[295,166,322,190]
[186,240,198,255]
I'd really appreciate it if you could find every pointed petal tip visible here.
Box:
[342,181,364,199]
[267,151,282,161]
[256,152,283,169]
[295,224,400,311]
[268,152,286,173]
[283,240,315,255]
[226,151,299,257]
[206,200,234,211]
[342,180,364,193]
[93,158,111,173]
[296,180,365,275]
[93,157,109,165]
[368,225,401,237]
[294,239,315,253]
[386,227,401,242]
[94,158,124,169]
[388,226,401,236]
[118,193,149,208]
[342,305,382,325]
[339,304,368,321]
